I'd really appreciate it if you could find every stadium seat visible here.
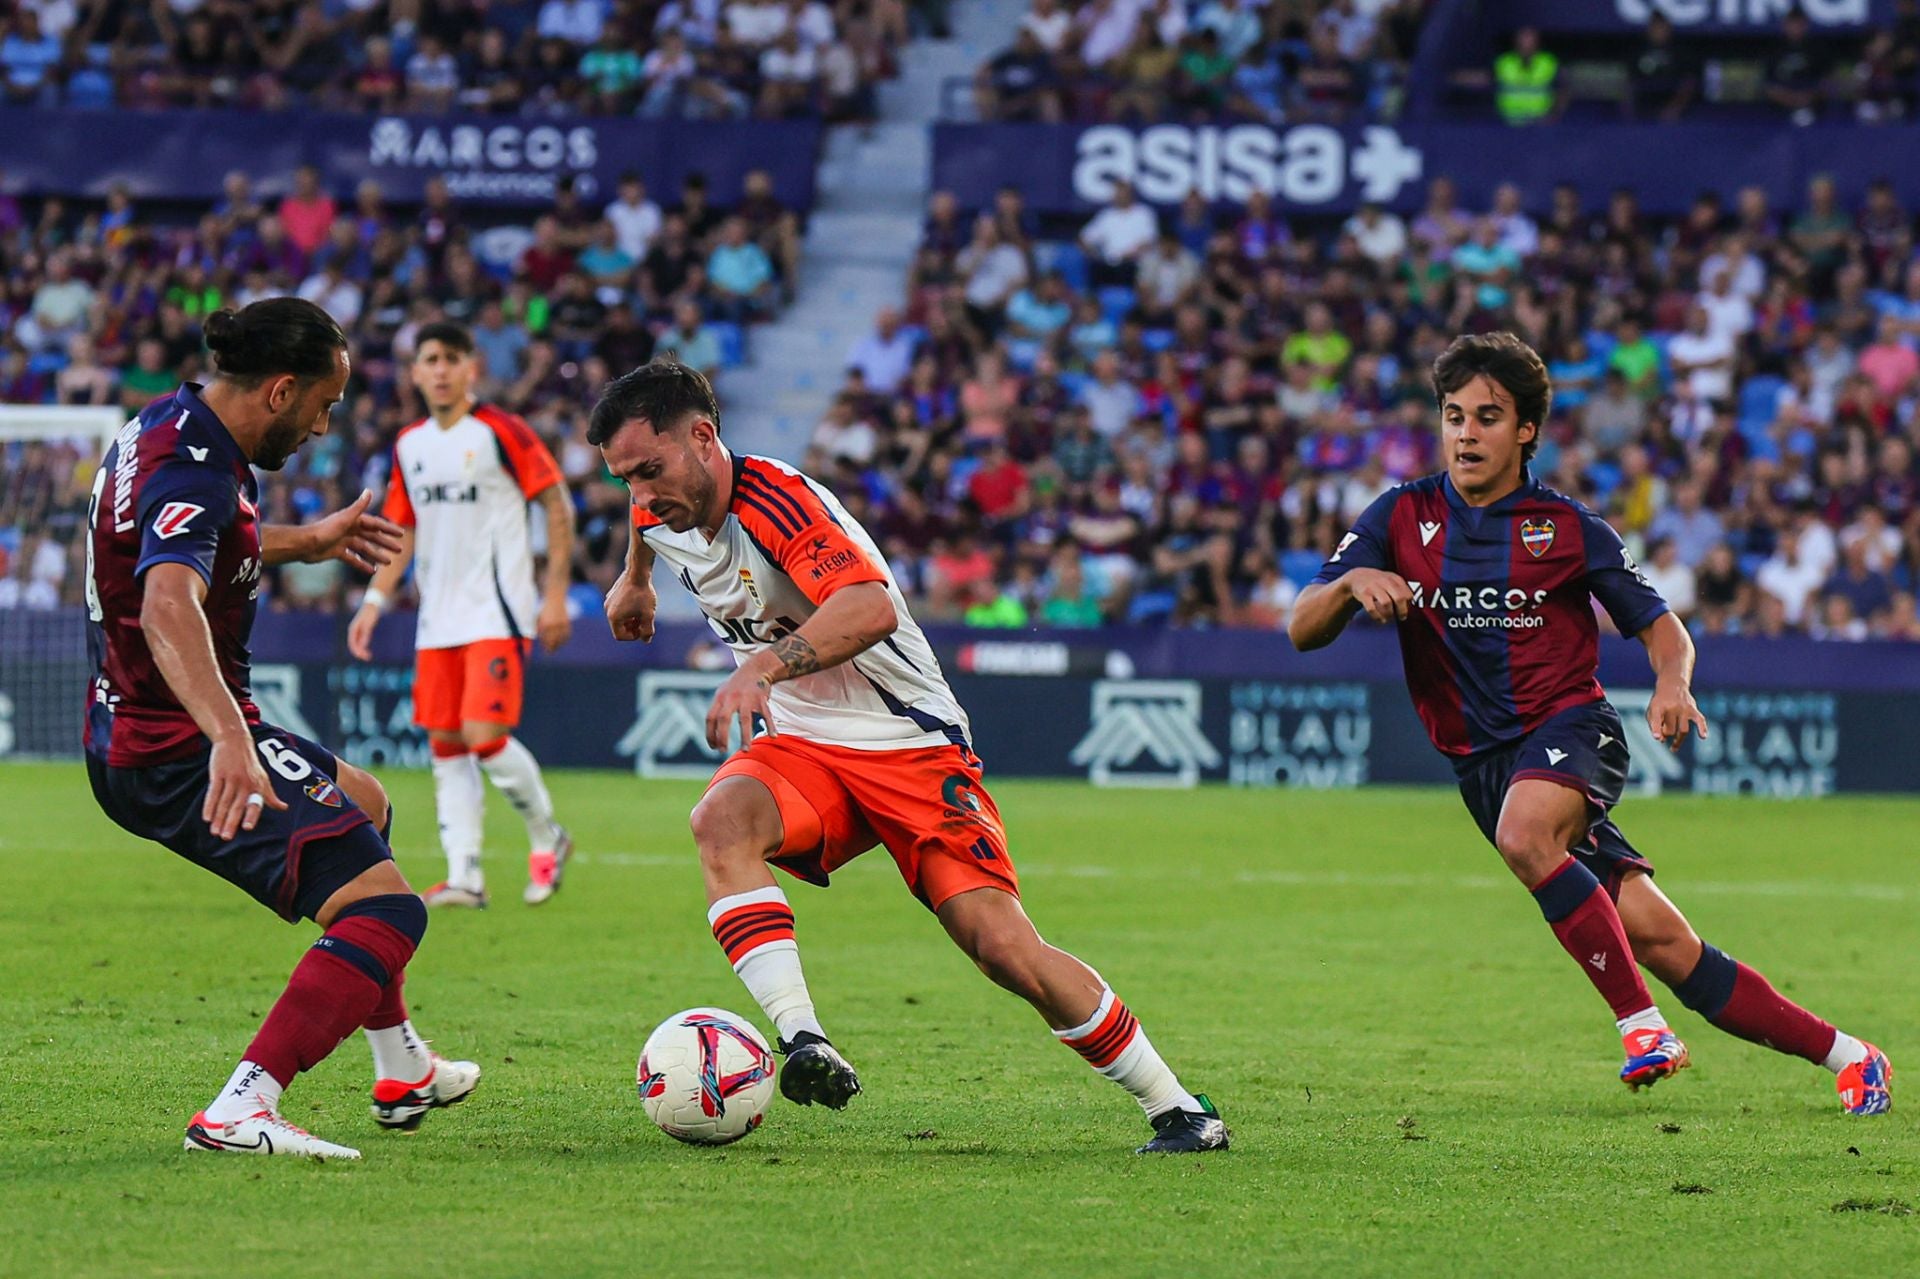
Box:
[711,322,745,368]
[1038,242,1090,293]
[1096,287,1138,326]
[1281,550,1325,588]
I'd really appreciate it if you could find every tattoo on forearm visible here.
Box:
[769,634,821,682]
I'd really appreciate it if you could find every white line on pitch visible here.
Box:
[566,852,1913,903]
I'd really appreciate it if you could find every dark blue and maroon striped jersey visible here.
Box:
[1312,470,1669,759]
[84,385,264,766]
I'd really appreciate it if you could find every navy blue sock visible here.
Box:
[1670,943,1738,1019]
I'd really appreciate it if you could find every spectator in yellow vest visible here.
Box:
[1494,27,1561,125]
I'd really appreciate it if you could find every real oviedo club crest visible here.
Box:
[1519,518,1555,558]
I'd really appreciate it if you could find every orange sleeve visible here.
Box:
[381,442,415,527]
[477,405,563,499]
[733,463,887,606]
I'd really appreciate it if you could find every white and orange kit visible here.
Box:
[634,452,1018,911]
[382,404,563,733]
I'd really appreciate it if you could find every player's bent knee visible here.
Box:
[1493,823,1567,881]
[462,723,511,752]
[689,782,782,865]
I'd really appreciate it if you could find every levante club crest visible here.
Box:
[305,777,344,808]
[1520,518,1555,558]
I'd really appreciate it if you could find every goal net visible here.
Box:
[0,405,126,760]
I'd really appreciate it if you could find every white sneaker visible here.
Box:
[523,827,573,906]
[371,1054,482,1130]
[185,1107,361,1160]
[423,882,488,909]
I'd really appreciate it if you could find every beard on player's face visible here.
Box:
[252,394,311,471]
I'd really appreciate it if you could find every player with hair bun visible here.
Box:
[85,298,480,1160]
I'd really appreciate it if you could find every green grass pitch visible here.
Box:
[2,763,1916,1277]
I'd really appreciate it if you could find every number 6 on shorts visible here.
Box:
[257,737,314,781]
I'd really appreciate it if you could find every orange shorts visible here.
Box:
[708,736,1019,912]
[412,639,529,733]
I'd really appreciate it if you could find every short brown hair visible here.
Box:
[588,359,720,445]
[1431,331,1552,462]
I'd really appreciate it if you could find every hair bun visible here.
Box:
[202,309,242,352]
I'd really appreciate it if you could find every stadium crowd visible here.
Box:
[0,161,805,614]
[4,146,1920,642]
[796,172,1920,639]
[972,0,1920,127]
[974,0,1429,124]
[0,0,908,121]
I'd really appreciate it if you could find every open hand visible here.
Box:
[306,491,404,572]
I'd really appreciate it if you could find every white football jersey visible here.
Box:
[382,405,563,650]
[635,452,971,752]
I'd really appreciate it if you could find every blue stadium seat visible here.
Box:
[1096,286,1137,325]
[1739,374,1784,432]
[1125,590,1177,625]
[1281,549,1324,588]
[1037,241,1090,293]
[1142,328,1175,352]
[711,322,745,368]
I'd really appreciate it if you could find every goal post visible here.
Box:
[0,404,128,760]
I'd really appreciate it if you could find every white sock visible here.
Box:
[1055,987,1201,1119]
[707,887,826,1044]
[478,737,561,852]
[1823,1031,1870,1074]
[365,1020,434,1082]
[432,750,486,890]
[204,1059,283,1125]
[1617,1006,1668,1037]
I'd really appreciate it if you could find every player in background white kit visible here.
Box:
[348,323,576,907]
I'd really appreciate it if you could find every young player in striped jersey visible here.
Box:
[1291,332,1890,1114]
[348,323,576,907]
[594,361,1226,1153]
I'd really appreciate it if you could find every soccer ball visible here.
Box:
[636,1007,777,1145]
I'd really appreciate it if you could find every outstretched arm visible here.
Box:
[262,491,405,570]
[1638,611,1709,751]
[705,582,898,749]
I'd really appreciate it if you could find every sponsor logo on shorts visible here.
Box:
[305,776,344,807]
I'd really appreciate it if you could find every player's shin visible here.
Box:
[708,885,826,1043]
[431,741,485,891]
[1669,942,1856,1067]
[475,736,561,850]
[1056,986,1202,1119]
[1530,857,1661,1021]
[206,893,427,1124]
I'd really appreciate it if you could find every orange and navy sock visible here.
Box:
[1529,857,1657,1022]
[1670,942,1857,1069]
[707,886,824,1043]
[1055,987,1200,1119]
